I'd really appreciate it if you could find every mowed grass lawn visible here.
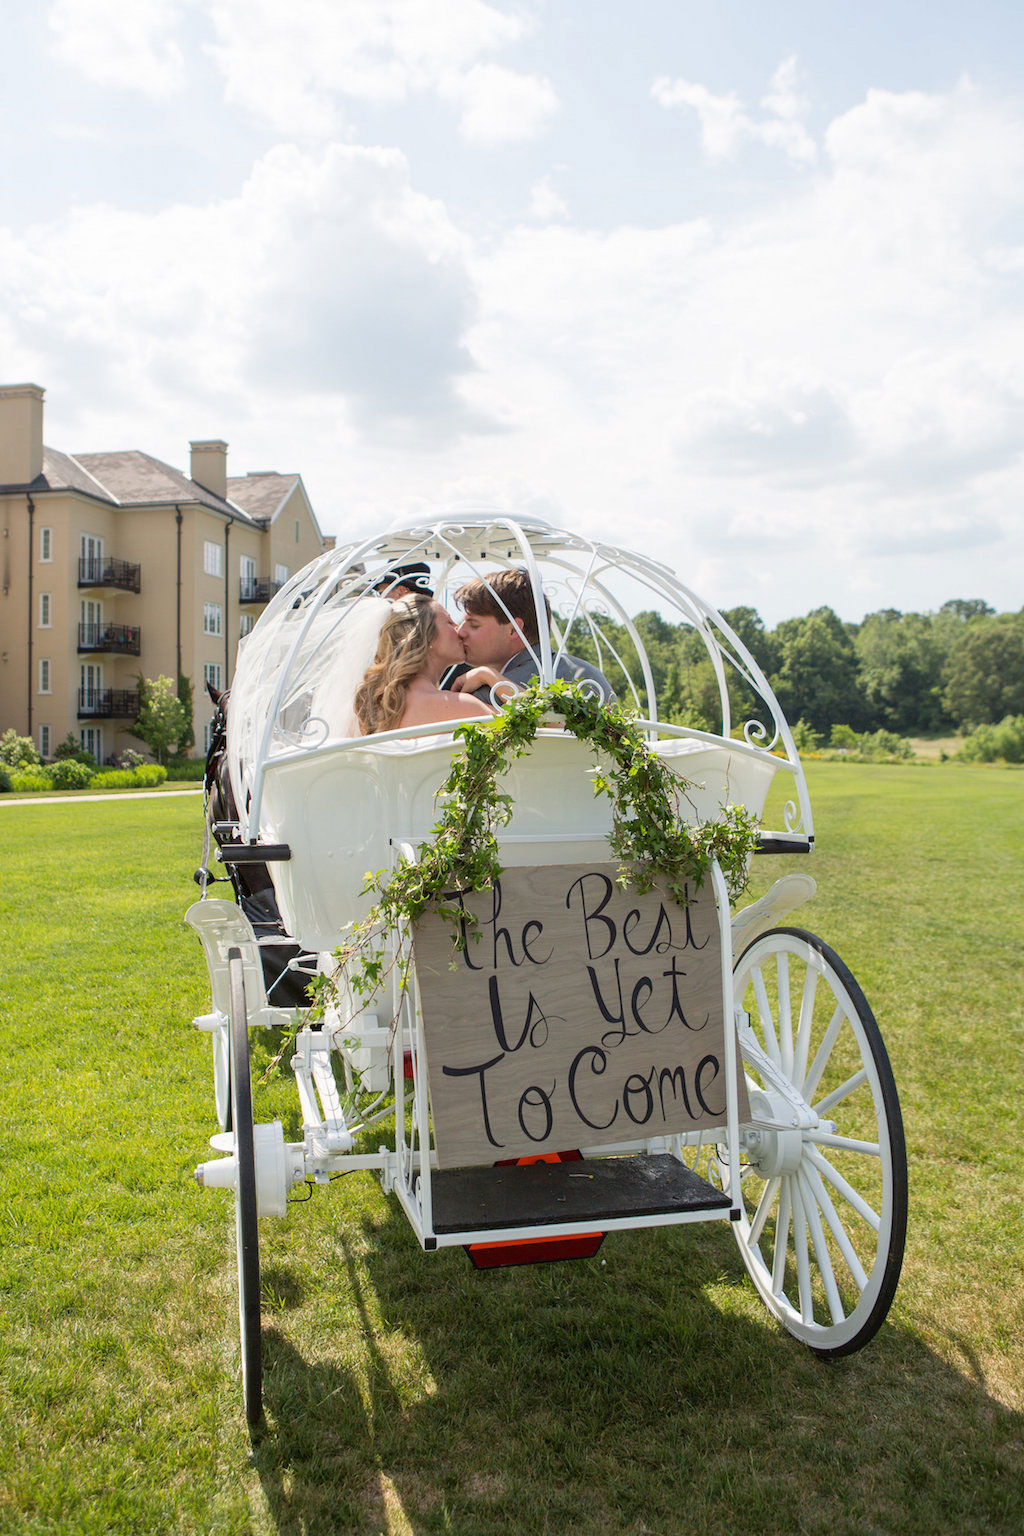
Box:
[0,766,1021,1536]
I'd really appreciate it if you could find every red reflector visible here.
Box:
[465,1150,605,1269]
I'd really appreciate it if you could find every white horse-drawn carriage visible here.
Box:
[186,512,907,1429]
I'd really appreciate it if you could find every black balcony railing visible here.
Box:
[239,577,283,605]
[77,688,141,720]
[77,623,142,656]
[78,556,141,593]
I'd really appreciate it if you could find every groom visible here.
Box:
[452,568,615,706]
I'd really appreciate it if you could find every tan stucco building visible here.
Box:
[0,383,332,762]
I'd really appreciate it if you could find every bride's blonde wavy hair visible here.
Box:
[354,593,437,735]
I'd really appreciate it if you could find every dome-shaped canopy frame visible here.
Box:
[226,511,812,850]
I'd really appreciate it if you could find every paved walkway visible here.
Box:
[0,788,203,806]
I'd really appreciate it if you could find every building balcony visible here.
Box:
[77,623,142,656]
[78,556,141,593]
[77,688,141,720]
[239,576,283,605]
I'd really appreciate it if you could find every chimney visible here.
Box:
[190,439,228,500]
[0,383,44,486]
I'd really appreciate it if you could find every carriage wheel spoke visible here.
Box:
[771,1180,792,1295]
[802,1005,844,1102]
[797,1169,845,1325]
[793,963,818,1090]
[814,1066,869,1117]
[790,1182,814,1324]
[805,1162,869,1291]
[807,1131,880,1156]
[805,1145,881,1232]
[748,1174,781,1247]
[776,952,794,1078]
[752,967,782,1067]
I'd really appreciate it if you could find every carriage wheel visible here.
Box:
[213,1019,232,1132]
[723,928,907,1357]
[228,949,263,1427]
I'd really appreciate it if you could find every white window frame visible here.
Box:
[239,612,254,638]
[39,724,51,758]
[39,592,52,628]
[39,527,53,562]
[39,658,51,694]
[203,602,223,637]
[274,563,290,586]
[204,719,216,753]
[203,661,222,690]
[203,540,223,578]
[80,726,103,761]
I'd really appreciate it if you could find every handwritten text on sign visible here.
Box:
[413,864,747,1169]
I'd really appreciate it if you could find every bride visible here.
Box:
[352,593,496,735]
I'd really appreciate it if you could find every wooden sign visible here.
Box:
[412,863,748,1170]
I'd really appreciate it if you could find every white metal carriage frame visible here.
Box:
[186,512,908,1429]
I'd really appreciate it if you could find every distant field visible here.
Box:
[907,736,965,759]
[0,768,1021,1535]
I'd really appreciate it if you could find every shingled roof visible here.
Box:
[226,472,300,521]
[35,446,118,502]
[67,450,262,523]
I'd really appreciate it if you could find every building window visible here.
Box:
[203,661,222,690]
[39,527,53,562]
[239,612,254,638]
[80,726,103,761]
[204,719,215,753]
[203,602,222,636]
[275,563,290,586]
[39,658,51,694]
[39,724,51,758]
[295,519,300,544]
[204,540,223,577]
[39,592,51,627]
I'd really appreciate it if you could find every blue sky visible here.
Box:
[3,1,1022,622]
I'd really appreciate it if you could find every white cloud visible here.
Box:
[527,174,569,222]
[203,0,555,143]
[47,0,188,98]
[0,142,485,448]
[653,55,817,165]
[442,62,558,146]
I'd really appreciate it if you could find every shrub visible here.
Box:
[52,733,97,767]
[48,759,95,790]
[0,765,11,793]
[165,759,207,782]
[132,764,167,787]
[857,729,913,761]
[959,715,1024,764]
[90,764,168,790]
[8,769,52,792]
[830,723,859,750]
[117,748,147,769]
[791,718,822,752]
[0,729,42,768]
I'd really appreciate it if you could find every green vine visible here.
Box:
[307,680,760,1021]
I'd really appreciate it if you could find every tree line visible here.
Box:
[566,599,1024,738]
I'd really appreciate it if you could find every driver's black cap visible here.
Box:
[374,561,434,597]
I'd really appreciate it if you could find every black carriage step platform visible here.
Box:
[430,1153,731,1235]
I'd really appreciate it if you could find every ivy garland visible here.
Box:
[308,680,761,1020]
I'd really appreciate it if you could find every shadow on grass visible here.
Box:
[248,1194,1024,1536]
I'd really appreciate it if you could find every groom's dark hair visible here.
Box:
[455,568,551,645]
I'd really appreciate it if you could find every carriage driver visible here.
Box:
[451,568,616,706]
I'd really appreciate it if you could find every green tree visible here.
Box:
[0,729,42,768]
[130,675,188,764]
[855,609,949,734]
[174,672,195,758]
[943,613,1024,727]
[770,608,866,734]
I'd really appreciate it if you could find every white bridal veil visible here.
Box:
[309,594,392,740]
